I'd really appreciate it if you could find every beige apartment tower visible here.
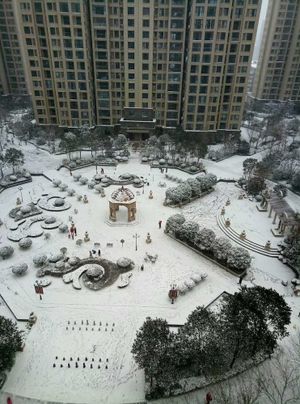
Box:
[15,0,261,139]
[253,0,300,108]
[0,0,29,95]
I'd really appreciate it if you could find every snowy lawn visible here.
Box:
[0,147,299,403]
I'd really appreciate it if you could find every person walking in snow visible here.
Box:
[158,220,162,229]
[140,264,144,271]
[205,391,212,404]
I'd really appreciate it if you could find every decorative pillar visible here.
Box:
[272,212,278,225]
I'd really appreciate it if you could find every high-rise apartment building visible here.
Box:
[0,0,29,95]
[253,0,300,108]
[16,0,261,139]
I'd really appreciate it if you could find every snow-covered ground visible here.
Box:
[0,130,300,403]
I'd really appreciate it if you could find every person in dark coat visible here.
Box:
[158,220,162,229]
[205,391,212,403]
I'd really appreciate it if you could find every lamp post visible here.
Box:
[18,186,23,203]
[133,233,140,251]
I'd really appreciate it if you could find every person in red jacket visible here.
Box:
[205,391,212,404]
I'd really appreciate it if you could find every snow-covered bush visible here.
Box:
[0,246,14,259]
[33,254,48,266]
[195,228,216,251]
[52,179,61,187]
[227,247,252,272]
[184,279,195,289]
[11,263,28,276]
[212,237,232,262]
[165,214,185,234]
[159,159,166,165]
[176,221,199,243]
[48,253,64,263]
[76,194,83,201]
[273,167,290,181]
[54,198,65,207]
[59,183,68,191]
[18,237,32,249]
[44,216,56,224]
[69,256,80,266]
[76,239,83,246]
[59,224,68,233]
[73,173,81,181]
[69,162,76,169]
[87,181,95,189]
[20,205,32,214]
[94,184,103,193]
[67,188,75,196]
[79,177,88,185]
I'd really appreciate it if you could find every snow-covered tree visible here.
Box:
[243,158,257,180]
[227,247,252,272]
[292,171,300,192]
[195,228,216,251]
[0,245,14,259]
[212,237,232,262]
[165,214,185,234]
[11,263,28,276]
[176,220,199,243]
[131,317,174,389]
[4,148,24,173]
[247,176,266,195]
[33,254,48,266]
[114,134,128,149]
[18,238,32,249]
[0,316,23,372]
[52,179,61,187]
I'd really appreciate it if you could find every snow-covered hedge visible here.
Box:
[52,179,61,187]
[165,173,217,205]
[18,238,32,249]
[79,177,88,185]
[166,215,250,274]
[0,245,14,259]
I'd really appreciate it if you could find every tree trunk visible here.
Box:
[230,339,241,369]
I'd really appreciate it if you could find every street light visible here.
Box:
[133,233,140,251]
[18,186,23,203]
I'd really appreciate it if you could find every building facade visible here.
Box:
[253,0,300,107]
[0,0,29,95]
[16,0,261,139]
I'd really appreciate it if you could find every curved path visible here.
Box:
[217,213,280,258]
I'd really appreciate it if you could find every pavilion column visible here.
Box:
[272,212,278,225]
[268,206,273,218]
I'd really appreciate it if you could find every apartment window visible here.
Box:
[143,7,150,15]
[128,42,135,48]
[61,15,70,25]
[128,63,135,69]
[143,31,149,38]
[128,31,134,38]
[128,7,134,14]
[34,2,42,12]
[71,3,80,12]
[143,20,149,27]
[128,19,134,27]
[59,2,68,12]
[129,73,135,79]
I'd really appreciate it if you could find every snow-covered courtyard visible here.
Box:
[0,136,300,403]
